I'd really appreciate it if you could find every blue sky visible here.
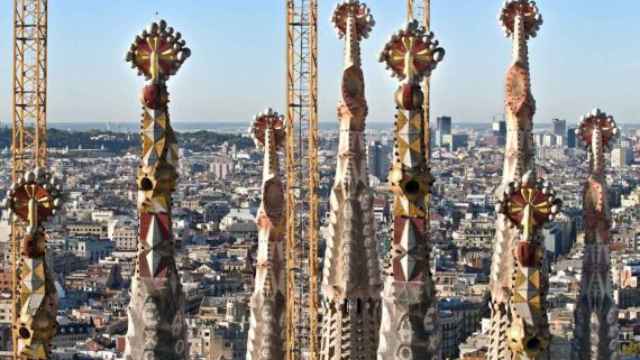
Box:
[0,0,638,125]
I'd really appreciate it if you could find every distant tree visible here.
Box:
[622,341,640,355]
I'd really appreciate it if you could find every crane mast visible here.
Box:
[11,0,49,358]
[407,0,431,158]
[285,0,319,359]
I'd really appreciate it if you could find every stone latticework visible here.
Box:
[246,109,287,360]
[572,109,619,360]
[4,169,62,359]
[488,1,561,359]
[377,20,445,360]
[124,20,191,360]
[320,2,380,359]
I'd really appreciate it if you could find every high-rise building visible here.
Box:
[492,118,506,134]
[436,115,452,147]
[543,133,557,147]
[368,141,390,182]
[567,127,577,148]
[612,146,633,168]
[552,118,566,138]
[492,118,507,146]
[446,134,469,151]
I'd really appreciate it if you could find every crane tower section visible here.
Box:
[285,0,319,359]
[407,0,431,157]
[10,0,51,358]
[12,0,48,178]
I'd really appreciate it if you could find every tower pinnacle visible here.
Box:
[124,20,190,360]
[572,109,619,360]
[246,109,287,360]
[319,2,381,359]
[377,19,444,360]
[4,169,63,359]
[487,1,565,359]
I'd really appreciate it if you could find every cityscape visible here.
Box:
[0,1,640,360]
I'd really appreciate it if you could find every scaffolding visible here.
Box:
[285,0,319,359]
[11,0,48,358]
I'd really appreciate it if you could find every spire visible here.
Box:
[377,19,445,360]
[320,3,380,359]
[4,169,63,359]
[246,109,287,360]
[488,2,561,359]
[124,20,190,360]
[572,109,619,360]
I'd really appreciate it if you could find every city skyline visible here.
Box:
[3,1,640,359]
[0,1,638,126]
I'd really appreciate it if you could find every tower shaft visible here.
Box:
[320,3,380,359]
[11,1,51,358]
[490,2,549,359]
[123,21,191,360]
[572,110,619,360]
[246,111,287,360]
[285,0,319,359]
[377,21,445,360]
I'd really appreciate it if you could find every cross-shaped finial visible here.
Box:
[379,20,444,82]
[126,19,191,82]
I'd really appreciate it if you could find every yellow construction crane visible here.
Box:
[285,0,319,359]
[10,0,49,358]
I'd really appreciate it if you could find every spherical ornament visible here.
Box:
[142,84,166,109]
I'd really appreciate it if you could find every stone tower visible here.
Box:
[124,20,191,360]
[319,2,381,359]
[246,109,287,360]
[572,109,619,360]
[488,1,562,359]
[377,20,445,359]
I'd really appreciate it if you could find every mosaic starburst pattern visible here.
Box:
[576,108,619,148]
[498,177,561,237]
[379,20,444,81]
[10,181,59,223]
[499,0,543,38]
[126,20,190,81]
[250,109,285,150]
[331,0,375,39]
[505,186,551,229]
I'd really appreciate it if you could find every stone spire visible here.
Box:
[488,2,564,359]
[124,20,191,360]
[246,109,287,360]
[4,169,63,359]
[572,109,619,360]
[319,2,380,359]
[377,20,445,360]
